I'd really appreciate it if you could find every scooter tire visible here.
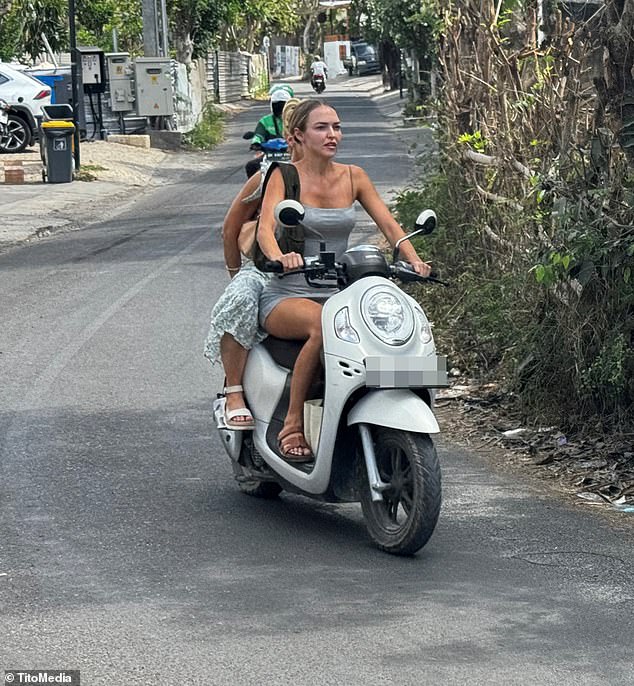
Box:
[232,461,283,499]
[359,427,441,555]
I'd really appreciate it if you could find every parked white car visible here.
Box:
[0,63,51,153]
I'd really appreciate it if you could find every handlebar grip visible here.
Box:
[263,260,284,273]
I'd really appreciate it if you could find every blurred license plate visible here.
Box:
[365,355,448,388]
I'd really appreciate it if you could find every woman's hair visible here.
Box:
[286,98,333,138]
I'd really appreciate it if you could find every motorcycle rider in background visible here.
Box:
[309,56,328,91]
[246,86,294,178]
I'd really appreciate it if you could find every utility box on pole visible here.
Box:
[134,58,174,116]
[77,47,106,93]
[106,53,135,112]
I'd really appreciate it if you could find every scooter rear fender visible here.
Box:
[347,389,440,434]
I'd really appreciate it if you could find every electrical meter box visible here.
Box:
[77,47,106,93]
[106,52,135,112]
[134,58,174,117]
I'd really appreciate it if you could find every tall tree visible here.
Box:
[168,0,227,63]
[220,0,300,52]
[0,0,68,61]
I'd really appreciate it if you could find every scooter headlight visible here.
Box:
[361,286,414,345]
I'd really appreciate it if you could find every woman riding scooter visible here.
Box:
[256,99,431,461]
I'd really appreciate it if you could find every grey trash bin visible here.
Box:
[41,103,74,122]
[40,120,75,183]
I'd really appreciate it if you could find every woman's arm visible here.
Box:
[257,168,304,270]
[221,173,261,277]
[353,165,432,276]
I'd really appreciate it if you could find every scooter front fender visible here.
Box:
[347,389,440,434]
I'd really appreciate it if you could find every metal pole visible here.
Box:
[159,0,169,58]
[112,27,118,52]
[142,0,159,56]
[68,0,81,169]
[41,33,59,68]
[399,49,403,99]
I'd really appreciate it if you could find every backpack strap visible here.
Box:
[253,163,304,270]
[261,161,301,201]
[278,163,301,201]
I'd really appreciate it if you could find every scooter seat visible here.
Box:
[262,336,304,370]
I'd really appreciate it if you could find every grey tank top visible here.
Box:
[302,204,356,255]
[258,204,357,324]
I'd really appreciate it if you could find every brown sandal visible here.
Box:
[277,425,314,463]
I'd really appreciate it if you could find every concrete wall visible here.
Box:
[173,58,207,132]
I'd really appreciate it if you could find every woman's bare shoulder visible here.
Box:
[347,163,369,176]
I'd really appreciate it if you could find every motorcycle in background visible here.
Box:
[242,130,291,193]
[0,99,11,152]
[311,74,326,94]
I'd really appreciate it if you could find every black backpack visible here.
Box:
[253,162,303,271]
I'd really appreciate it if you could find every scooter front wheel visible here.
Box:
[359,428,441,555]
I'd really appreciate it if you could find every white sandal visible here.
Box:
[223,385,255,430]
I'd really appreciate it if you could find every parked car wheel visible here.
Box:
[0,114,29,153]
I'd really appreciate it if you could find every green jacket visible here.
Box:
[251,113,284,146]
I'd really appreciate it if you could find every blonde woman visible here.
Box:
[257,99,431,459]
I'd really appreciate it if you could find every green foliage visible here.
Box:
[458,130,486,152]
[0,9,21,61]
[184,102,225,149]
[219,0,299,51]
[581,334,634,400]
[351,0,440,65]
[392,165,532,374]
[169,0,226,59]
[0,0,68,61]
[76,0,143,53]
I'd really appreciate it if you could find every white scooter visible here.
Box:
[214,206,448,555]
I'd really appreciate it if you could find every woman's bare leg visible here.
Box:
[219,333,251,423]
[264,298,323,456]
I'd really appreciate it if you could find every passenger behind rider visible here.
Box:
[204,98,303,428]
[256,98,431,461]
[246,86,294,178]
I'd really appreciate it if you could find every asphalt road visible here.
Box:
[1,82,633,685]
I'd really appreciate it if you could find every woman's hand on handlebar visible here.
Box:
[278,252,304,272]
[409,260,433,277]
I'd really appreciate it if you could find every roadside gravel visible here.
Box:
[0,139,212,251]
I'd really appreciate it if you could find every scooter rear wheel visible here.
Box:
[232,462,283,498]
[232,440,283,499]
[359,427,441,555]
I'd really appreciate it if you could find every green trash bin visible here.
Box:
[41,120,75,183]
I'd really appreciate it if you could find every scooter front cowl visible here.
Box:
[347,389,440,434]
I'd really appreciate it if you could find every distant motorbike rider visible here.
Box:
[245,85,294,177]
[309,56,328,89]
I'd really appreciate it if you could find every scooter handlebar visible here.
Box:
[392,261,448,285]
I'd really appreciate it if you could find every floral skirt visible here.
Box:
[203,263,271,365]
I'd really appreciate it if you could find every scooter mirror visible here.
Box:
[414,209,437,235]
[392,209,437,262]
[243,131,255,140]
[275,199,305,227]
